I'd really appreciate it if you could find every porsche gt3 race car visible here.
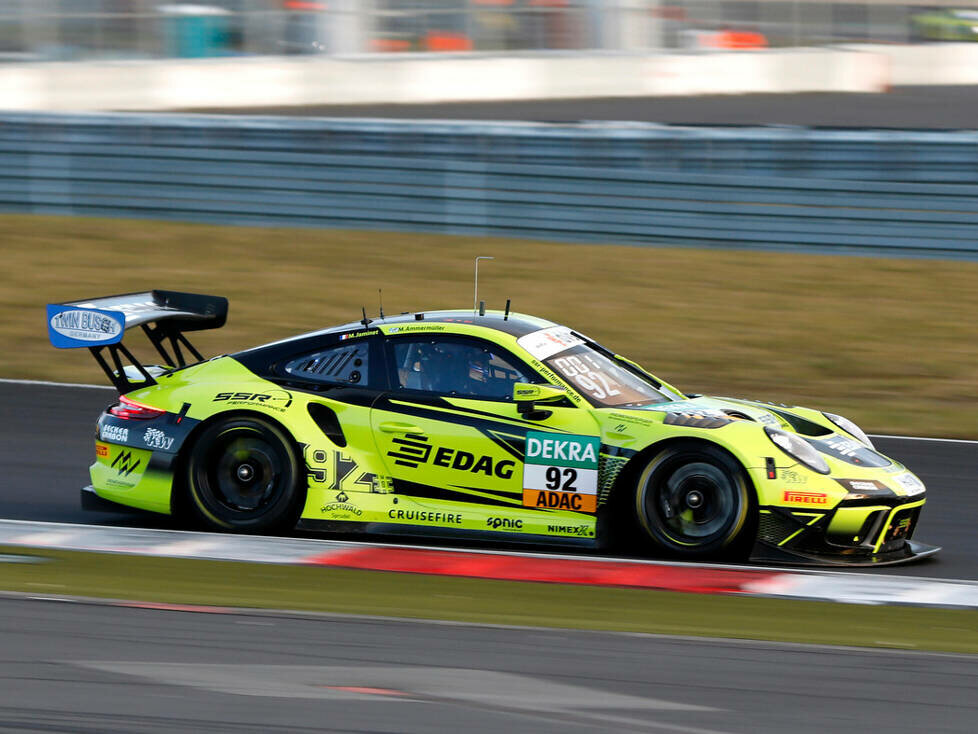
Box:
[47,290,940,566]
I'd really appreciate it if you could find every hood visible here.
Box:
[631,396,894,470]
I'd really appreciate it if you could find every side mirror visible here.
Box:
[513,383,566,419]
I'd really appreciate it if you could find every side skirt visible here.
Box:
[296,519,597,549]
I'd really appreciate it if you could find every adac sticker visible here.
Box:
[522,431,599,513]
[46,304,125,349]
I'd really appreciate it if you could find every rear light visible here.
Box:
[109,395,166,420]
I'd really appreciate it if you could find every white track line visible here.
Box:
[869,433,978,445]
[0,517,970,585]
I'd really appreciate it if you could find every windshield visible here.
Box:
[516,326,681,408]
[545,346,675,407]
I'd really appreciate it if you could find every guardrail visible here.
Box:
[2,113,978,259]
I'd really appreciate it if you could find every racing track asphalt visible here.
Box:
[1,595,976,734]
[3,381,975,580]
[186,85,978,129]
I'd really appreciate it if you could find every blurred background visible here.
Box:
[1,0,977,439]
[0,8,975,734]
[0,1,977,62]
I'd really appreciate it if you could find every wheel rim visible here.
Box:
[197,427,288,515]
[643,461,741,547]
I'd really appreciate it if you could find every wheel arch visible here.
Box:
[609,436,758,504]
[170,408,308,519]
[600,436,759,554]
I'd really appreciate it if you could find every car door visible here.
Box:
[272,333,396,525]
[370,333,601,537]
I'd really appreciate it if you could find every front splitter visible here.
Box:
[750,539,941,568]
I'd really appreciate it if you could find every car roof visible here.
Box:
[327,310,556,338]
[234,309,561,359]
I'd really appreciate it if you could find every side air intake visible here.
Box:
[308,403,347,447]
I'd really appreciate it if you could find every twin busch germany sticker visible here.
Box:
[522,432,599,513]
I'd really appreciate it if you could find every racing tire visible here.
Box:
[630,443,755,559]
[184,416,304,533]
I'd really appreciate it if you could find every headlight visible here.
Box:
[893,472,926,497]
[822,412,874,449]
[765,427,830,474]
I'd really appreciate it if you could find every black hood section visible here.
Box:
[806,435,891,468]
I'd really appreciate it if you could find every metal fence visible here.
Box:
[0,1,971,62]
[3,113,978,259]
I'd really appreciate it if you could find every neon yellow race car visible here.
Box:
[48,290,939,566]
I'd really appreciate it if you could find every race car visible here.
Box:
[47,290,939,566]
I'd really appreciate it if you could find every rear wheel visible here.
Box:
[184,416,303,533]
[631,443,754,559]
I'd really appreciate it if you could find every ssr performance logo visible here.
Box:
[213,390,293,411]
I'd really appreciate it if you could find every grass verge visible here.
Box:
[3,548,976,653]
[5,214,977,436]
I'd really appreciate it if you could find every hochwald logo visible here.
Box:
[782,490,828,505]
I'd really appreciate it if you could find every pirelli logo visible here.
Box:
[782,490,828,505]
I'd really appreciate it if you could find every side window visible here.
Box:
[391,337,535,400]
[284,341,369,386]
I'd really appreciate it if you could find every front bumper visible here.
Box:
[750,495,939,567]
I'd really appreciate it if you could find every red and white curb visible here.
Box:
[1,519,975,609]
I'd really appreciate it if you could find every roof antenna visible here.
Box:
[479,300,486,316]
[474,256,494,312]
[360,306,371,328]
[378,289,384,319]
[504,298,511,321]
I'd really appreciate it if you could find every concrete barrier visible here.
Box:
[847,42,978,86]
[0,48,891,113]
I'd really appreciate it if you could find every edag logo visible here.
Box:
[386,435,515,478]
[213,390,293,411]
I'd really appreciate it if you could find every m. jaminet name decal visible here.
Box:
[387,435,515,479]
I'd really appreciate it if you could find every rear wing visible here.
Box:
[47,290,228,392]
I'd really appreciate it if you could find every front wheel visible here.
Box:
[632,444,755,559]
[184,416,303,533]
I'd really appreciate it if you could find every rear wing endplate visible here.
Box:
[47,290,228,392]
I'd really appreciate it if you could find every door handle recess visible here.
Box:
[378,422,425,434]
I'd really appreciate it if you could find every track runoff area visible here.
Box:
[0,378,974,611]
